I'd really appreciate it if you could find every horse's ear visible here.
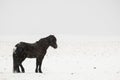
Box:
[48,35,54,37]
[49,36,53,41]
[48,35,53,42]
[47,35,56,42]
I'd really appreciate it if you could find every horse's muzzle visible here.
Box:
[53,44,57,49]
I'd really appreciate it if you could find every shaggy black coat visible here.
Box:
[13,35,57,73]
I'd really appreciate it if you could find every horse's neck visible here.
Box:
[36,39,50,50]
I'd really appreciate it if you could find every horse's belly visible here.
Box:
[26,52,41,58]
[27,55,36,58]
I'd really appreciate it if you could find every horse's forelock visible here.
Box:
[48,35,56,40]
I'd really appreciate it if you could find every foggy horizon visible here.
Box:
[0,0,120,36]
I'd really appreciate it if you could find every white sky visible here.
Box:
[0,0,120,36]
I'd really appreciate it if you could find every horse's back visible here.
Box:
[15,42,42,58]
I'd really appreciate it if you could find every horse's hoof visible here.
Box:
[39,71,43,73]
[35,70,38,73]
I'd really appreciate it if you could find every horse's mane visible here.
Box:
[36,37,48,44]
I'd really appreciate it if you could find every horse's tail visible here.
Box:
[13,45,25,73]
[13,47,21,73]
[13,48,17,73]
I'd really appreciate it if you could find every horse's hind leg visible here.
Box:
[20,64,25,73]
[19,57,26,73]
[16,66,20,73]
[14,65,20,73]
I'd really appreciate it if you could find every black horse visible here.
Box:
[13,35,57,73]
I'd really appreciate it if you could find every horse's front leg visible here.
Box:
[35,58,39,73]
[35,58,43,73]
[36,56,44,73]
[38,58,43,73]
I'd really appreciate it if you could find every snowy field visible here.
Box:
[0,35,120,80]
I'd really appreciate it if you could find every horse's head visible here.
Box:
[48,35,57,49]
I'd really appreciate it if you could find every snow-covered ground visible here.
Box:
[0,35,120,80]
